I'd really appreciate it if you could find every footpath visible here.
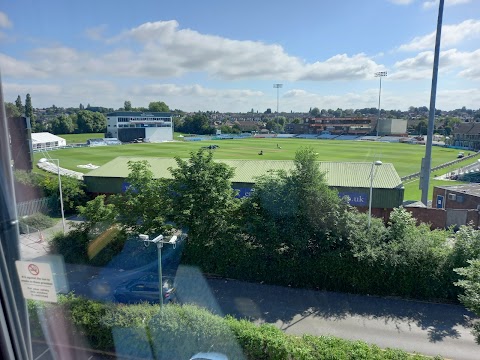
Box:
[19,218,79,260]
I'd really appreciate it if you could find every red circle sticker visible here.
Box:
[28,264,40,276]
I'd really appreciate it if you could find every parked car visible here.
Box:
[457,152,465,158]
[113,274,177,304]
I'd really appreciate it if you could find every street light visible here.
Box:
[39,158,65,234]
[368,160,383,228]
[375,71,387,137]
[139,233,178,306]
[273,84,283,114]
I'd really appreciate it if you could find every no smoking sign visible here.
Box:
[15,261,57,303]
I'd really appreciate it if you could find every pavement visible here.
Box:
[19,218,79,260]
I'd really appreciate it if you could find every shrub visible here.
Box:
[28,295,436,360]
[19,213,57,231]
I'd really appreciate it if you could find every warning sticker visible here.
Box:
[15,261,57,303]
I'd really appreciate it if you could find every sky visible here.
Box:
[0,0,479,112]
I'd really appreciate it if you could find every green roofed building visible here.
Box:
[84,157,404,211]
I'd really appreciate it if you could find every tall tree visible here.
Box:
[124,101,132,111]
[51,114,75,134]
[75,110,106,133]
[25,94,33,120]
[148,101,169,112]
[167,149,239,245]
[241,147,351,256]
[15,95,22,114]
[112,161,168,235]
[309,107,320,117]
[4,102,21,119]
[178,113,213,135]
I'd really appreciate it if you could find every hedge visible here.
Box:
[28,295,441,360]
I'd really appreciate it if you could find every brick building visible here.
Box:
[433,184,480,210]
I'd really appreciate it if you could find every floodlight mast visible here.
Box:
[273,84,283,114]
[374,71,387,137]
[420,0,444,206]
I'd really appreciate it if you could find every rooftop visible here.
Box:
[107,112,172,117]
[435,183,480,197]
[85,157,403,189]
[31,132,66,143]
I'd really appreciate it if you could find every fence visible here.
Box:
[16,197,53,217]
[401,152,479,182]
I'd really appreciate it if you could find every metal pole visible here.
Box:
[157,243,163,307]
[421,0,444,206]
[55,159,66,234]
[368,162,374,228]
[375,71,387,137]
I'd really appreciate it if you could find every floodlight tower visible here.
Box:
[420,0,444,206]
[273,84,283,114]
[375,71,387,137]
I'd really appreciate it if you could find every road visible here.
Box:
[203,277,479,360]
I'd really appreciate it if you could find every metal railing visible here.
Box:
[16,197,53,217]
[401,153,479,181]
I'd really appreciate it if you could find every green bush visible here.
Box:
[28,295,436,360]
[49,228,127,266]
[19,213,57,231]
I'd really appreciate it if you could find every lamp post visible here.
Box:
[39,158,65,234]
[273,83,283,114]
[368,160,383,228]
[375,71,387,137]
[139,233,177,306]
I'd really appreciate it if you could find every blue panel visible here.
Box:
[436,195,444,209]
[338,192,368,206]
[235,188,255,198]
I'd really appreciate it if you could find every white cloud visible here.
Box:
[398,19,480,51]
[0,12,12,28]
[423,0,471,9]
[392,48,480,79]
[0,53,46,78]
[2,20,383,83]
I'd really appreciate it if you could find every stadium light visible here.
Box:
[139,233,178,306]
[273,84,283,114]
[375,71,387,137]
[38,158,65,234]
[368,160,383,228]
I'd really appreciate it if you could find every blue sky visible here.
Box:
[1,0,479,112]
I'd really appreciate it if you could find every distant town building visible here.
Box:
[307,117,375,135]
[451,123,480,150]
[106,111,173,143]
[377,118,408,136]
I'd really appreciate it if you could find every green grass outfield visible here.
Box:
[59,133,104,144]
[35,137,480,201]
